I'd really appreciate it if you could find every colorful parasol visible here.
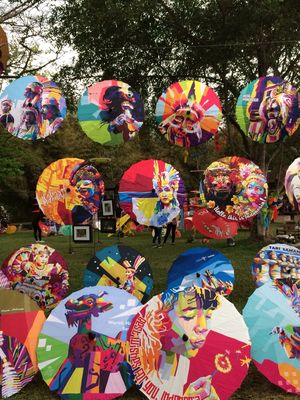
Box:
[167,248,234,295]
[77,80,144,145]
[36,158,105,225]
[0,75,66,140]
[252,243,300,287]
[0,289,46,396]
[192,208,239,239]
[84,245,153,303]
[127,286,251,399]
[118,159,186,227]
[201,156,268,221]
[155,80,222,148]
[37,286,141,399]
[236,76,300,143]
[284,157,300,211]
[243,280,300,394]
[0,270,10,289]
[1,243,69,310]
[0,26,9,76]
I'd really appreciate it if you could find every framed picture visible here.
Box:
[102,200,115,217]
[100,218,116,233]
[72,224,92,242]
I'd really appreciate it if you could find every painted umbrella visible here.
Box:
[0,270,10,289]
[201,156,268,222]
[252,243,300,287]
[0,75,66,139]
[236,76,300,144]
[77,80,144,145]
[37,286,141,399]
[118,159,186,227]
[167,247,234,296]
[127,286,251,400]
[284,157,300,211]
[1,243,69,310]
[155,80,222,148]
[36,158,105,225]
[0,289,46,397]
[192,208,239,239]
[243,280,300,394]
[0,25,9,76]
[84,244,153,303]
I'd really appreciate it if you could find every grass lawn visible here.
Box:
[0,228,298,400]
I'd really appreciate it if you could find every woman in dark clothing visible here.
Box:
[163,215,179,245]
[32,198,44,242]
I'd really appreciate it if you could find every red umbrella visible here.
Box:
[193,208,238,239]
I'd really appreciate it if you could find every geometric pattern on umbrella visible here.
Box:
[37,286,141,399]
[155,80,222,148]
[0,26,9,76]
[236,76,300,144]
[118,159,186,227]
[0,75,66,140]
[1,243,69,310]
[243,280,300,394]
[252,243,300,287]
[77,80,144,146]
[201,156,268,221]
[284,157,300,211]
[0,270,10,288]
[192,208,239,239]
[127,287,251,399]
[167,248,234,296]
[36,158,105,225]
[84,245,153,303]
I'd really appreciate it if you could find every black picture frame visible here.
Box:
[100,218,116,233]
[101,199,115,217]
[72,224,92,242]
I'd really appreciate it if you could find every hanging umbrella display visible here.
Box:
[36,158,105,225]
[167,248,234,295]
[155,80,222,148]
[252,243,300,287]
[243,280,300,394]
[0,26,9,76]
[84,245,153,303]
[119,159,186,227]
[37,286,141,399]
[201,156,268,221]
[77,80,144,145]
[236,76,300,144]
[1,243,69,310]
[0,75,66,139]
[127,286,251,399]
[284,157,300,211]
[192,208,239,239]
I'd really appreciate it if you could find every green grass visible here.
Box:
[0,229,299,399]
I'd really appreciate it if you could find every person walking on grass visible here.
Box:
[151,226,163,248]
[32,197,44,243]
[163,214,179,245]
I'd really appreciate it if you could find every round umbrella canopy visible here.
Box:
[0,289,46,396]
[84,245,153,303]
[192,208,239,239]
[0,26,9,76]
[0,270,10,288]
[0,75,66,139]
[1,243,69,310]
[252,243,300,287]
[284,157,300,211]
[167,248,234,296]
[243,280,300,394]
[236,76,300,144]
[127,286,250,399]
[119,159,186,227]
[201,156,268,221]
[36,158,105,225]
[77,80,144,145]
[155,80,222,148]
[37,286,141,399]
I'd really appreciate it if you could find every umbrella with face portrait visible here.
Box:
[236,76,300,144]
[284,157,300,211]
[167,247,234,296]
[0,25,9,76]
[77,80,144,145]
[0,75,66,139]
[252,243,300,287]
[127,286,251,400]
[155,80,222,148]
[243,280,300,394]
[84,245,153,304]
[37,286,141,400]
[118,159,186,227]
[1,243,69,310]
[36,158,105,225]
[201,156,268,222]
[0,289,46,397]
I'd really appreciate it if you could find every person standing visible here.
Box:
[163,215,179,245]
[32,197,44,242]
[152,226,162,248]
